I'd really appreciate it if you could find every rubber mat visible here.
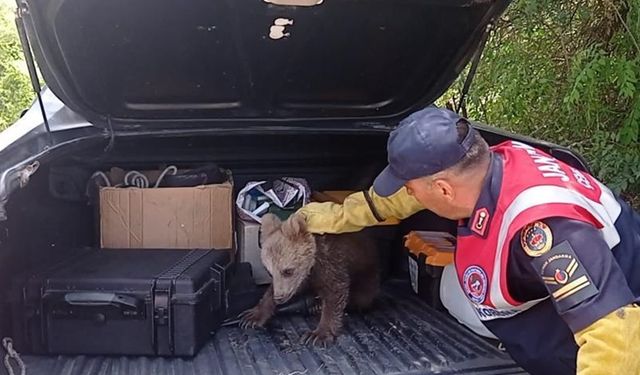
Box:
[20,288,526,375]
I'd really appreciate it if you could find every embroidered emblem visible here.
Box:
[533,241,599,312]
[521,221,553,257]
[554,269,569,284]
[540,253,579,288]
[463,265,488,304]
[471,208,490,237]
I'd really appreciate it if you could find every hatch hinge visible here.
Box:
[456,22,494,118]
[14,0,51,141]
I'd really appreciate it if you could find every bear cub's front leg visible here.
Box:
[238,285,276,329]
[301,275,349,347]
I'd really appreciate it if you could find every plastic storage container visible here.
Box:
[10,248,231,356]
[404,231,455,310]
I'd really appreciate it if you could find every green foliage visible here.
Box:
[0,1,33,131]
[439,0,640,206]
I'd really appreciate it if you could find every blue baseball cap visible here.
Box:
[373,106,479,197]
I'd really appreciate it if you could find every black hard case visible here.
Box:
[11,248,231,356]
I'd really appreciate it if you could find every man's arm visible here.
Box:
[573,304,640,374]
[514,218,640,374]
[297,186,423,234]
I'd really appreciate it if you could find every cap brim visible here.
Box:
[373,166,407,197]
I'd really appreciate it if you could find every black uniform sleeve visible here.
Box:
[508,217,634,333]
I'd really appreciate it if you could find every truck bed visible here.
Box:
[21,285,525,375]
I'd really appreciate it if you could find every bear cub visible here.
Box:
[239,213,380,346]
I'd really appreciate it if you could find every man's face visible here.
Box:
[405,176,470,220]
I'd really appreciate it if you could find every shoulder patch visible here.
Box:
[531,240,599,313]
[521,221,553,257]
[471,208,490,237]
[463,265,488,304]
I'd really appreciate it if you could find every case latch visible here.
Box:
[153,280,173,355]
[153,289,170,326]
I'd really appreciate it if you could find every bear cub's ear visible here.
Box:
[281,213,309,240]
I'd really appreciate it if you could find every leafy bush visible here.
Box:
[439,0,640,207]
[0,1,33,131]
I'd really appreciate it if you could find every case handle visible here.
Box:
[64,292,140,309]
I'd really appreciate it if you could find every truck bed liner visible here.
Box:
[21,286,526,375]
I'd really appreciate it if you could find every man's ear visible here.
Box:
[434,179,455,201]
[281,213,309,239]
[260,213,282,238]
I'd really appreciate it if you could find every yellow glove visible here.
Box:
[574,304,640,374]
[298,186,424,234]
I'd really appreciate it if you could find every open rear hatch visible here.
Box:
[20,0,510,128]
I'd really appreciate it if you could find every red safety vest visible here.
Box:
[455,141,622,321]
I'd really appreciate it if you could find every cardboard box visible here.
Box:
[237,219,272,285]
[99,182,233,249]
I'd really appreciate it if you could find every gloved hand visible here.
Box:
[574,304,640,374]
[298,186,423,234]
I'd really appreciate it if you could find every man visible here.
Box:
[297,106,640,375]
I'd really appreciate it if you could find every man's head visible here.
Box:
[373,107,490,220]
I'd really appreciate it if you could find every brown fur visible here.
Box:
[238,213,380,346]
